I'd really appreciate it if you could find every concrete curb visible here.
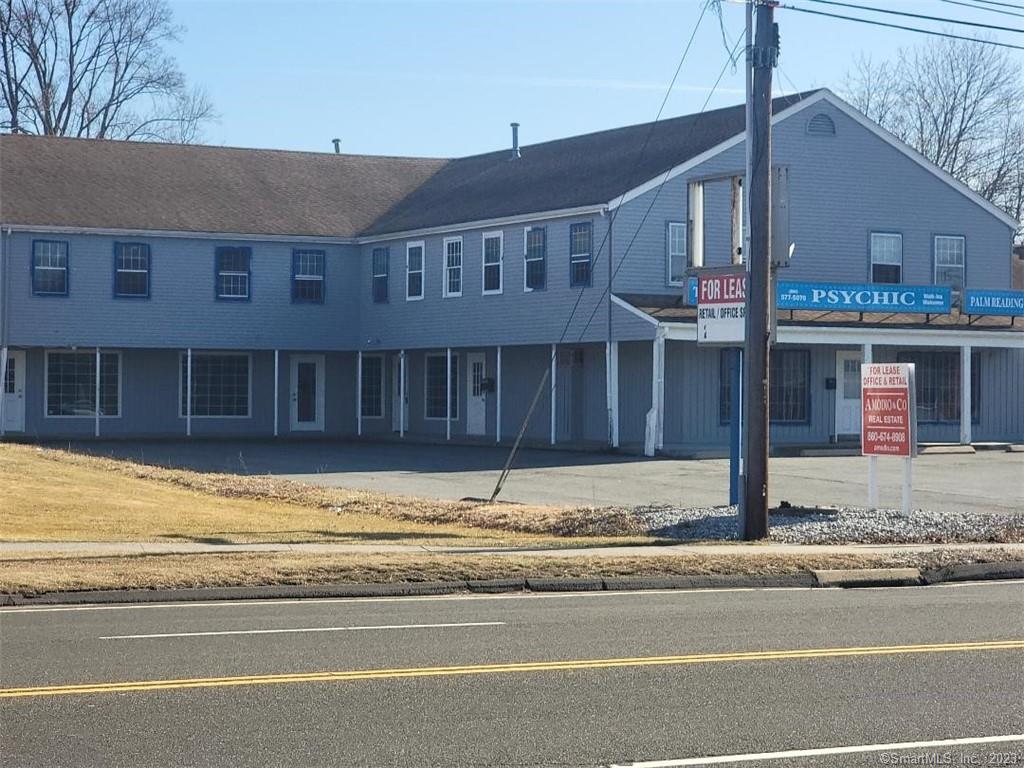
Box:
[812,568,923,588]
[2,565,1020,606]
[921,560,1024,585]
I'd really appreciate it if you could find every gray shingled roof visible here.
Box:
[0,136,446,238]
[363,91,821,235]
[0,91,821,238]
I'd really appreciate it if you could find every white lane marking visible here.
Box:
[610,734,1024,767]
[0,587,809,614]
[99,620,505,640]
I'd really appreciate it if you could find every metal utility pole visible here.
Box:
[741,0,777,541]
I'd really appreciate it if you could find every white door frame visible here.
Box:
[834,349,863,438]
[289,354,325,432]
[2,349,26,433]
[466,351,486,436]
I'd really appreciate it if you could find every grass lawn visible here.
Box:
[4,548,1022,594]
[0,444,652,547]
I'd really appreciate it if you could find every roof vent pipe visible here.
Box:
[331,138,341,154]
[510,122,520,160]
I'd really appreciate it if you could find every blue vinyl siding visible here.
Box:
[6,233,361,350]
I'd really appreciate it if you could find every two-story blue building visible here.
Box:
[1,89,1022,452]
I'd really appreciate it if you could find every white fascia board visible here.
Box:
[610,294,659,326]
[607,91,830,212]
[2,223,358,245]
[661,321,1023,348]
[358,204,607,244]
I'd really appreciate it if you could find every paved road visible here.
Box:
[73,440,1024,514]
[2,582,1023,767]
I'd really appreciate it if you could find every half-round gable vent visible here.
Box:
[807,112,836,137]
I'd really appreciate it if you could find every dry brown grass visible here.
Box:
[0,444,649,545]
[3,548,1021,594]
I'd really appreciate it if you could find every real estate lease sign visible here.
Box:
[697,271,746,344]
[861,363,917,458]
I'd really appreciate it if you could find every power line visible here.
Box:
[779,4,1024,50]
[939,0,1024,21]
[798,0,1024,33]
[968,0,1024,11]
[574,30,747,347]
[488,0,717,501]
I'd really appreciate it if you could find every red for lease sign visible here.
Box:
[861,363,917,457]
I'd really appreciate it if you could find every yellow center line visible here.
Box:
[2,639,1021,699]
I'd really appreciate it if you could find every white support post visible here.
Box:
[399,350,406,438]
[902,457,913,515]
[273,349,280,437]
[496,346,502,443]
[0,345,8,438]
[550,343,557,445]
[960,345,972,446]
[864,344,880,512]
[608,341,619,448]
[186,348,192,437]
[356,350,363,437]
[656,332,666,450]
[94,347,101,438]
[446,347,452,441]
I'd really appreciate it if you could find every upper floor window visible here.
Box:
[406,241,424,300]
[216,247,251,300]
[667,222,687,286]
[45,350,120,417]
[32,240,68,296]
[870,232,903,284]
[482,232,503,295]
[443,237,463,298]
[114,243,150,298]
[934,235,965,291]
[292,249,325,303]
[569,222,592,287]
[372,247,390,303]
[524,226,546,291]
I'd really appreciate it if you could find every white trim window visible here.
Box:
[360,354,385,418]
[292,249,325,303]
[45,351,121,417]
[179,353,251,418]
[482,231,503,295]
[372,247,390,303]
[215,247,251,300]
[32,240,69,295]
[667,222,687,286]
[934,235,965,291]
[870,232,903,284]
[114,242,151,297]
[424,353,459,420]
[443,236,463,298]
[569,222,592,287]
[406,241,424,300]
[524,226,546,291]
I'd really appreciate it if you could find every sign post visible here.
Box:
[697,270,747,508]
[860,362,917,513]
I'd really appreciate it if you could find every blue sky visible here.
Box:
[168,0,1024,157]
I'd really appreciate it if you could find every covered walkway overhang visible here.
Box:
[614,295,1024,452]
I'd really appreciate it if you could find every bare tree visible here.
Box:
[845,37,1024,241]
[0,0,214,142]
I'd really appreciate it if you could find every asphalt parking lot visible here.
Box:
[70,439,1024,515]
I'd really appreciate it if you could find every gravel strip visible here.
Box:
[633,505,1024,544]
